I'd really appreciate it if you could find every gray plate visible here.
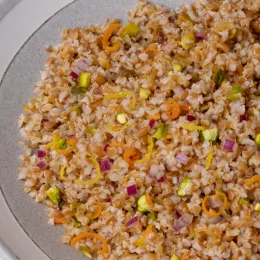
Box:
[0,0,189,259]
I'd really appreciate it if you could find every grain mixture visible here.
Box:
[19,0,260,259]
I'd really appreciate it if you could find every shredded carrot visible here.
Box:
[60,165,69,181]
[111,139,125,147]
[53,211,66,224]
[102,23,122,52]
[56,138,77,155]
[202,192,228,217]
[134,224,154,246]
[144,45,159,57]
[54,216,66,224]
[245,175,260,188]
[45,134,59,149]
[183,124,205,131]
[123,147,141,166]
[109,105,121,111]
[75,152,102,186]
[143,223,153,237]
[136,136,154,163]
[205,151,213,170]
[108,124,128,132]
[194,228,216,240]
[87,201,103,220]
[23,105,31,112]
[146,193,154,206]
[180,252,190,260]
[180,103,191,112]
[23,105,30,111]
[165,134,173,140]
[95,75,107,86]
[24,105,37,113]
[122,178,128,184]
[70,232,108,255]
[146,113,160,120]
[105,90,136,109]
[164,99,181,120]
[46,135,77,155]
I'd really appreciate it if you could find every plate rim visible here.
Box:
[0,0,74,259]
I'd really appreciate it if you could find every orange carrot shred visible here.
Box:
[180,252,190,260]
[57,138,77,155]
[70,232,108,255]
[54,217,66,224]
[146,194,154,206]
[123,147,141,166]
[87,201,103,220]
[96,75,107,86]
[102,23,122,52]
[164,99,181,119]
[146,113,160,120]
[53,211,66,224]
[180,104,191,112]
[202,192,228,217]
[144,45,159,57]
[134,224,154,246]
[245,175,260,188]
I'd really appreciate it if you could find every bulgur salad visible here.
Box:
[18,0,260,259]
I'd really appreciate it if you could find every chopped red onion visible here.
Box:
[176,153,189,165]
[157,32,165,44]
[168,16,175,23]
[66,134,74,138]
[173,176,181,185]
[239,114,248,122]
[37,150,46,158]
[99,159,112,172]
[149,164,159,178]
[103,144,109,153]
[173,213,193,231]
[76,59,88,71]
[70,66,82,78]
[195,32,206,41]
[175,209,182,218]
[126,216,139,227]
[157,177,166,183]
[149,119,156,128]
[70,71,79,79]
[37,160,47,169]
[186,114,196,121]
[223,139,235,152]
[127,184,137,196]
[161,44,172,54]
[107,198,112,203]
[70,60,88,78]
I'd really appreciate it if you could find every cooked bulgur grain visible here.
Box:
[19,0,260,259]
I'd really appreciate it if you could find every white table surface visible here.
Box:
[0,1,21,257]
[0,240,18,260]
[0,2,73,259]
[0,4,21,258]
[0,0,20,21]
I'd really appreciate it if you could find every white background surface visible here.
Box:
[0,2,20,259]
[0,0,20,21]
[0,1,20,258]
[0,2,73,259]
